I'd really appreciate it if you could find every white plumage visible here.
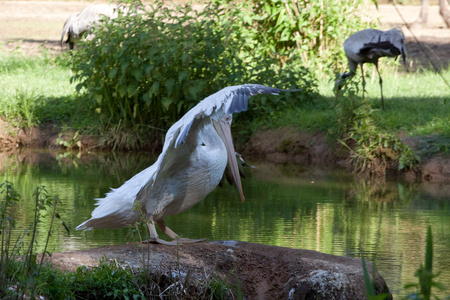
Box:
[60,4,126,50]
[337,27,406,109]
[77,84,293,245]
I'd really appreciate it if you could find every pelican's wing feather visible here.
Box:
[173,84,283,148]
[147,84,287,188]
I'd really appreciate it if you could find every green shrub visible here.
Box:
[340,100,420,175]
[70,1,316,149]
[214,0,374,76]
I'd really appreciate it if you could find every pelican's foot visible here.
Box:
[142,237,175,245]
[143,237,206,245]
[172,237,207,244]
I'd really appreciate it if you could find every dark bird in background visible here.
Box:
[336,27,406,110]
[61,4,129,50]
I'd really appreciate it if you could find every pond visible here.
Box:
[3,149,450,299]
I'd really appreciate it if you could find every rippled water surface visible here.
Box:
[4,149,450,299]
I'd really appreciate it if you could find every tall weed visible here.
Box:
[404,226,448,300]
[340,99,419,175]
[0,182,67,299]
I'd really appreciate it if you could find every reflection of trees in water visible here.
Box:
[348,178,416,204]
[1,150,157,252]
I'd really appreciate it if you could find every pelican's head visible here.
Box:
[212,113,245,202]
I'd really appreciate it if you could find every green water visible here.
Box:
[3,149,450,299]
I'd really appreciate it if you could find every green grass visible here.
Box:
[0,49,95,130]
[320,63,449,134]
[247,63,449,136]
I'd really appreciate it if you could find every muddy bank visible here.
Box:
[46,241,392,299]
[241,127,449,183]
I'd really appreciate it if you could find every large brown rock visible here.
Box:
[47,241,391,299]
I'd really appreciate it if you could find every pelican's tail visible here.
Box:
[75,195,140,230]
[76,164,157,231]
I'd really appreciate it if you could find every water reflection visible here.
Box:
[1,149,449,299]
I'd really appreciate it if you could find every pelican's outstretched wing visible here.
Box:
[143,84,298,189]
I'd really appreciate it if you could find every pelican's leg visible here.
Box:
[143,221,177,245]
[375,62,385,110]
[360,64,366,99]
[156,220,206,245]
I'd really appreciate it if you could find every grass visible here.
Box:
[246,63,449,139]
[0,48,96,130]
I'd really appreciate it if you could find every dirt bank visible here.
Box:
[46,241,392,299]
[242,128,449,183]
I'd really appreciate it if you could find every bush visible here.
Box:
[213,0,374,77]
[70,0,316,149]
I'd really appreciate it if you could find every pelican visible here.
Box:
[76,84,298,245]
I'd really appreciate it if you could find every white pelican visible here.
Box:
[76,84,297,245]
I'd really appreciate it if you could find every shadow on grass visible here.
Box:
[1,39,63,55]
[405,39,450,71]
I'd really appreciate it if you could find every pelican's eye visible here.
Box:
[201,142,206,146]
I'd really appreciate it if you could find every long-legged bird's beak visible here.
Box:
[213,119,245,202]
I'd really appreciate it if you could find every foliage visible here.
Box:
[404,226,448,300]
[70,0,315,149]
[56,131,82,150]
[213,0,374,76]
[340,99,420,175]
[0,182,67,299]
[361,250,390,300]
[70,259,145,299]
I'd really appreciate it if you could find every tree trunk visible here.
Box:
[416,0,429,24]
[440,0,450,28]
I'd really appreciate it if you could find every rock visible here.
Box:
[47,241,391,299]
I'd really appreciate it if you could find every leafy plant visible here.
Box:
[340,99,420,175]
[71,258,145,299]
[214,0,375,75]
[361,250,390,300]
[56,130,81,150]
[0,182,68,299]
[404,226,448,300]
[0,181,20,296]
[70,0,315,149]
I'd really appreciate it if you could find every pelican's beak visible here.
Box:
[213,119,245,202]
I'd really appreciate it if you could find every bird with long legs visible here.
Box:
[336,27,406,110]
[76,84,298,245]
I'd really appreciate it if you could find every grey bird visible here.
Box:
[336,27,406,110]
[76,84,300,245]
[60,4,125,50]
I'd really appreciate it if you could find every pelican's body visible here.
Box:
[61,4,124,50]
[77,84,291,244]
[337,27,406,109]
